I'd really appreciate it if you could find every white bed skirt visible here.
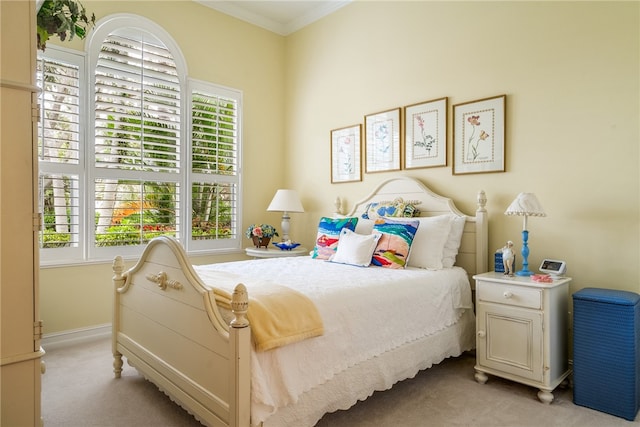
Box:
[263,309,476,427]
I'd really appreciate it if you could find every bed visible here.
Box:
[111,176,489,427]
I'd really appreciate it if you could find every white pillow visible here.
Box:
[329,228,381,267]
[442,215,466,268]
[407,215,453,270]
[354,218,374,235]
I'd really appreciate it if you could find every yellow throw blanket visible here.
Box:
[213,282,324,352]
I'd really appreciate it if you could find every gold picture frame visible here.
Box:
[403,97,447,169]
[364,108,401,173]
[330,124,362,183]
[453,94,506,175]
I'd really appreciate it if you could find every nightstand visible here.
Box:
[473,272,571,403]
[245,247,308,259]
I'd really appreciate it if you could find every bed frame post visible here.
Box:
[475,190,489,274]
[112,255,125,378]
[230,284,251,427]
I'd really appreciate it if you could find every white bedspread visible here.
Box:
[194,256,473,426]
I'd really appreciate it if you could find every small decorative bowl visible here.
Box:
[273,242,301,251]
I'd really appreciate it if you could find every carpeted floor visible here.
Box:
[42,337,637,427]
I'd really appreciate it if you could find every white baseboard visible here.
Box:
[42,324,111,351]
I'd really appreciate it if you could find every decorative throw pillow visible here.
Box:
[371,217,420,269]
[361,197,420,220]
[407,215,453,270]
[329,228,381,267]
[442,215,467,268]
[312,217,358,260]
[354,218,375,235]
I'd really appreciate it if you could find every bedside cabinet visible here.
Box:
[473,272,571,403]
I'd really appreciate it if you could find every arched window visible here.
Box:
[37,14,242,265]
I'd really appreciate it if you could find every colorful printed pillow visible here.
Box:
[312,217,358,260]
[361,197,420,220]
[371,217,420,269]
[329,228,381,267]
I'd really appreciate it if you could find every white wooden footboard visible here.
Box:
[112,236,251,427]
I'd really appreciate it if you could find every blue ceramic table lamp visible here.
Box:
[504,193,546,276]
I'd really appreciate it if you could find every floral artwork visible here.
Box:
[464,114,492,162]
[414,115,436,155]
[365,108,401,173]
[403,98,447,169]
[337,135,354,175]
[331,124,361,183]
[372,121,392,163]
[453,95,506,174]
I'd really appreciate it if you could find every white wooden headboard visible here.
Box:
[336,176,489,281]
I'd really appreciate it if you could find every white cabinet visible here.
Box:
[0,1,43,425]
[473,272,571,403]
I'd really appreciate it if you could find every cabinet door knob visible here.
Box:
[477,330,486,338]
[503,291,513,299]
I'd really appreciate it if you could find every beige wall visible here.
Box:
[285,1,639,296]
[41,1,639,335]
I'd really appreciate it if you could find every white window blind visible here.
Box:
[94,34,180,173]
[92,32,181,249]
[37,58,81,164]
[190,85,240,244]
[37,56,82,252]
[191,91,238,176]
[37,16,243,263]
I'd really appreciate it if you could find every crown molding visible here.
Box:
[195,1,351,36]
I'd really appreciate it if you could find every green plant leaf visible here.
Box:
[36,0,95,51]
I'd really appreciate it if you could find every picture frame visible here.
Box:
[403,97,447,169]
[330,124,362,183]
[453,94,506,175]
[364,108,401,173]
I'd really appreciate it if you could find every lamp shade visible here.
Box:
[504,193,546,218]
[267,189,304,213]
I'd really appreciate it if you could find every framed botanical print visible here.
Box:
[330,124,362,183]
[364,108,401,173]
[403,97,447,169]
[453,94,506,175]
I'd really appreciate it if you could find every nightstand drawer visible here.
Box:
[477,282,542,309]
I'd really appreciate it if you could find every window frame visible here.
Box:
[187,78,243,254]
[37,47,87,265]
[38,14,243,266]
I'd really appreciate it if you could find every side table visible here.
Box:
[245,247,308,259]
[473,271,571,403]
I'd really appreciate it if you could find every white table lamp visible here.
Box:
[267,189,304,242]
[504,192,546,276]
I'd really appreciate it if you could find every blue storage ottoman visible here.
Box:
[572,287,640,421]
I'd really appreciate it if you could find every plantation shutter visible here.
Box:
[36,56,82,251]
[93,32,181,248]
[191,91,238,176]
[38,19,243,262]
[190,86,240,243]
[94,34,180,173]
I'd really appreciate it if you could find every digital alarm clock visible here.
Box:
[539,259,567,276]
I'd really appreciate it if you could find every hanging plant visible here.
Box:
[37,0,95,51]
